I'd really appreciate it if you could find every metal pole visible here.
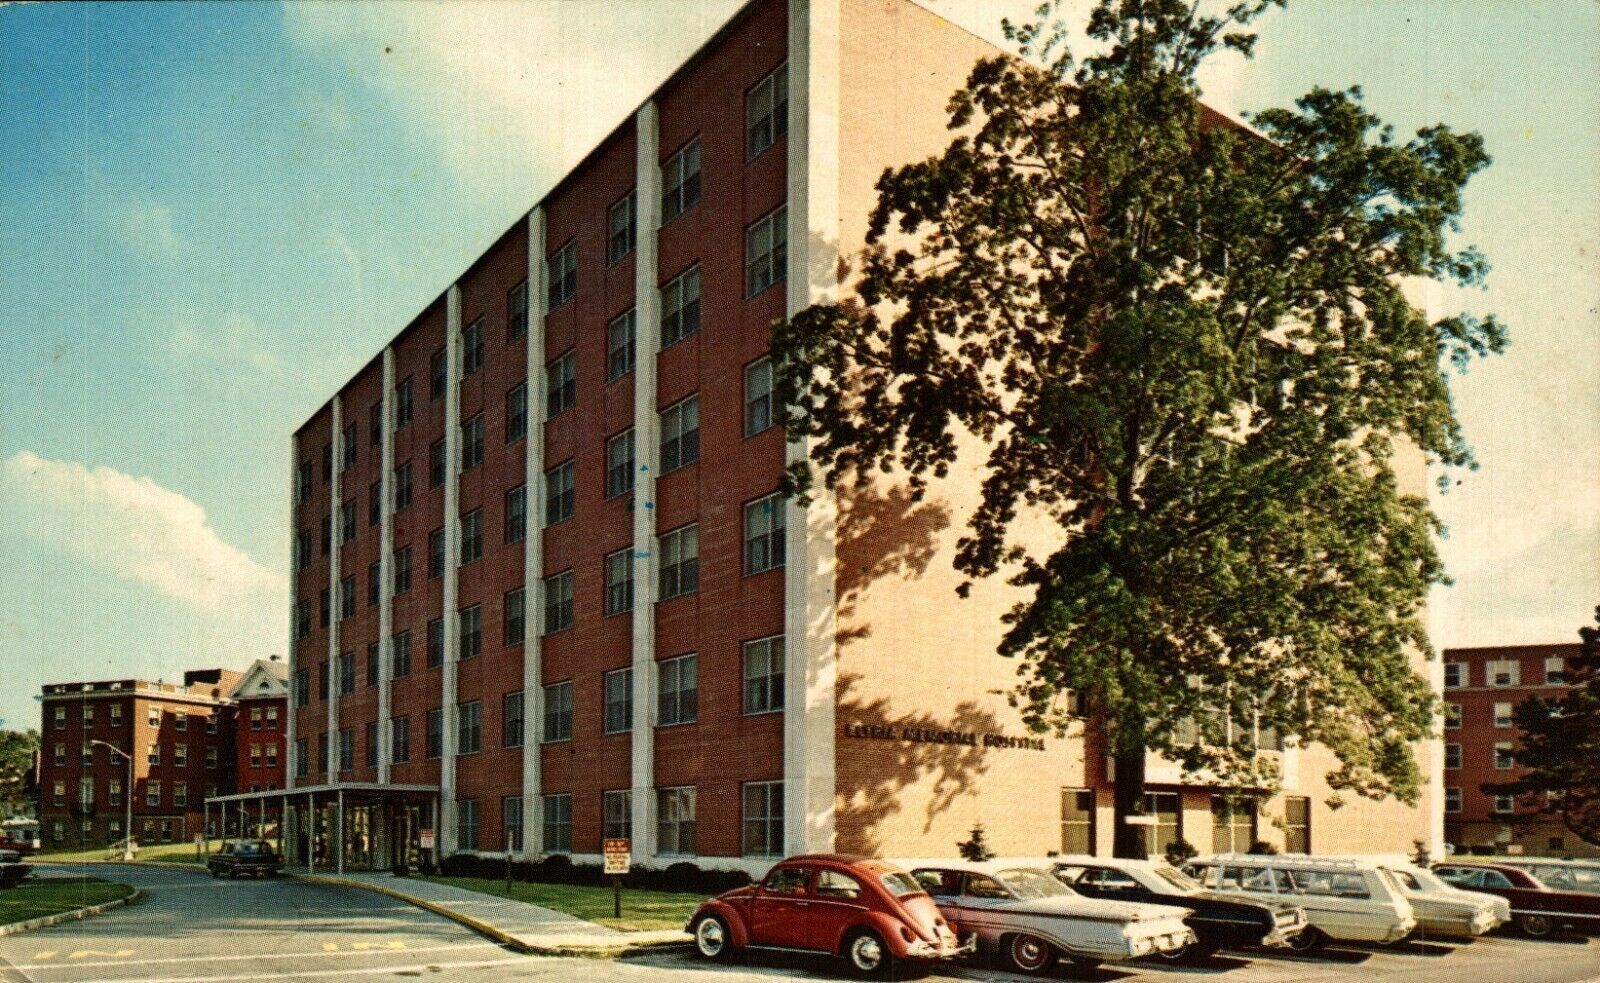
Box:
[123,750,133,861]
[308,792,315,874]
[337,788,345,875]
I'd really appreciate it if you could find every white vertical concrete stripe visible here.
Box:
[286,435,299,791]
[522,208,547,860]
[784,0,841,856]
[441,286,463,854]
[327,399,343,785]
[631,100,663,861]
[378,347,396,784]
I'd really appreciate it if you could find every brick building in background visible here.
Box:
[252,0,1444,875]
[231,658,290,795]
[1442,643,1594,858]
[36,665,279,849]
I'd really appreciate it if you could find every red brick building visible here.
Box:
[37,668,249,849]
[230,658,290,795]
[1441,642,1594,858]
[263,0,1445,874]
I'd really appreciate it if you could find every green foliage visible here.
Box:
[0,730,40,816]
[1489,608,1600,847]
[957,823,996,862]
[774,0,1502,817]
[1163,837,1198,865]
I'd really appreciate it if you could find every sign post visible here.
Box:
[603,838,631,920]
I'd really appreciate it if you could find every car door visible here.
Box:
[808,868,871,951]
[748,864,816,949]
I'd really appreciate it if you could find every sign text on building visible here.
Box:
[844,722,1045,752]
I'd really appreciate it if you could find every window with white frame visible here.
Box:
[606,429,635,499]
[503,691,524,748]
[547,240,577,310]
[1494,742,1514,769]
[460,413,485,473]
[661,265,701,347]
[659,395,699,472]
[1494,702,1513,728]
[1445,702,1461,729]
[603,790,632,841]
[506,485,527,544]
[1445,787,1461,812]
[1493,794,1515,814]
[504,587,526,646]
[1443,662,1465,688]
[657,786,696,856]
[543,681,573,743]
[391,717,410,763]
[543,570,574,634]
[546,350,576,418]
[658,654,698,726]
[603,668,633,735]
[658,524,699,601]
[745,357,774,436]
[506,382,528,444]
[745,205,787,297]
[1445,742,1462,769]
[745,493,786,574]
[462,317,485,376]
[743,636,785,715]
[459,508,483,567]
[660,139,701,223]
[745,62,788,159]
[1546,656,1566,685]
[743,780,784,857]
[604,548,635,617]
[607,308,636,381]
[542,794,572,852]
[508,279,529,341]
[457,798,480,851]
[1488,659,1520,687]
[396,376,414,428]
[459,604,483,660]
[457,700,482,755]
[146,780,161,807]
[545,460,575,526]
[608,191,637,267]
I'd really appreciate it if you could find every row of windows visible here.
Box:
[454,778,784,858]
[1443,788,1558,815]
[50,705,221,732]
[1443,657,1565,689]
[54,741,218,770]
[1442,740,1521,770]
[1442,701,1535,729]
[52,778,215,808]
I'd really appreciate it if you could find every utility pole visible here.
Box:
[90,741,134,861]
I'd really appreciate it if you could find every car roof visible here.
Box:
[1028,854,1163,871]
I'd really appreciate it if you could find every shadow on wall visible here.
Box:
[833,481,950,647]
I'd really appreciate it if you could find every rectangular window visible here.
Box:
[542,794,572,853]
[81,743,93,766]
[1445,702,1461,729]
[1488,659,1520,687]
[543,570,574,634]
[392,630,412,678]
[503,691,525,748]
[369,480,382,527]
[658,654,698,726]
[744,357,775,436]
[295,738,309,777]
[1210,796,1257,854]
[459,508,483,566]
[660,265,701,347]
[340,500,357,544]
[368,561,381,607]
[365,721,379,767]
[503,796,524,852]
[431,348,448,401]
[53,742,64,765]
[508,280,529,341]
[608,191,637,266]
[659,395,699,472]
[296,460,313,504]
[321,515,331,555]
[603,668,633,735]
[606,429,635,499]
[173,742,187,766]
[391,717,410,763]
[545,460,575,526]
[396,376,414,428]
[606,308,636,381]
[457,798,480,852]
[1546,656,1566,685]
[1443,662,1465,688]
[430,438,446,489]
[1445,787,1462,813]
[743,636,785,715]
[428,617,445,668]
[658,524,699,601]
[504,587,526,646]
[426,708,443,759]
[394,545,413,595]
[543,681,573,743]
[1494,794,1515,814]
[1494,702,1514,728]
[1283,795,1311,853]
[460,413,485,472]
[1494,742,1514,769]
[506,382,528,444]
[545,350,576,419]
[657,786,696,856]
[457,701,482,755]
[743,780,784,857]
[746,62,788,158]
[745,205,787,297]
[394,461,413,512]
[322,443,332,481]
[338,650,355,695]
[462,318,485,377]
[83,705,94,728]
[604,548,634,617]
[603,790,632,841]
[109,778,122,806]
[174,711,187,731]
[370,402,382,447]
[1445,742,1463,769]
[745,493,786,574]
[342,424,358,470]
[110,704,122,726]
[547,239,578,310]
[429,527,446,579]
[294,668,310,708]
[460,604,483,660]
[367,642,380,687]
[146,781,161,807]
[1140,791,1183,858]
[339,576,356,620]
[506,485,527,544]
[661,139,701,224]
[80,776,94,805]
[206,746,218,769]
[267,705,279,728]
[296,529,312,571]
[1061,788,1095,855]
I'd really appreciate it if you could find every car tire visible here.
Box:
[692,915,733,961]
[1517,913,1554,938]
[842,928,894,978]
[1284,927,1327,954]
[209,867,221,879]
[1156,938,1221,962]
[1004,933,1059,975]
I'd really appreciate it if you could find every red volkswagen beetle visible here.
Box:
[688,854,971,976]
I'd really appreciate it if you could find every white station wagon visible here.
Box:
[1362,858,1508,938]
[897,858,1196,974]
[1184,854,1415,952]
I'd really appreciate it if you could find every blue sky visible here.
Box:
[1,0,1595,733]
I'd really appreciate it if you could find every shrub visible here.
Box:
[957,824,995,862]
[1247,840,1280,855]
[1163,838,1199,865]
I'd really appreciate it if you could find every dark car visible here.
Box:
[0,835,36,857]
[207,840,283,879]
[1049,856,1307,959]
[686,854,969,977]
[0,849,32,889]
[1433,860,1600,937]
[1497,858,1600,896]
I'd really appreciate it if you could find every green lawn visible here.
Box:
[426,877,703,932]
[33,842,207,865]
[0,878,134,926]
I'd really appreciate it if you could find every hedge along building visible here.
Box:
[261,0,1443,875]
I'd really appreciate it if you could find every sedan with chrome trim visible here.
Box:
[1433,860,1600,938]
[1374,861,1506,938]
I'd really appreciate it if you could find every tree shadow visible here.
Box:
[833,482,950,648]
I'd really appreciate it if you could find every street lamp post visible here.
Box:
[90,740,134,861]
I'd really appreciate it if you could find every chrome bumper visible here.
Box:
[1130,927,1198,957]
[905,932,977,960]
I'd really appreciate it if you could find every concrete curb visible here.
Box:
[290,874,689,958]
[0,887,142,936]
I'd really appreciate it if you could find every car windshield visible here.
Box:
[880,871,925,898]
[996,868,1072,899]
[1154,865,1203,893]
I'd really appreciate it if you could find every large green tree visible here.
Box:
[0,729,40,817]
[1487,608,1600,847]
[774,0,1503,856]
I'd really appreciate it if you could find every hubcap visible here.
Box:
[852,935,883,970]
[1013,936,1049,970]
[1523,915,1552,936]
[696,919,725,955]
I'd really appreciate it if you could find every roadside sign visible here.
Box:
[419,829,435,850]
[603,838,631,875]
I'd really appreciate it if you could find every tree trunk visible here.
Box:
[1112,746,1148,859]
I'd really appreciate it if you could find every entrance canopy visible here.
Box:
[203,783,441,875]
[206,782,439,806]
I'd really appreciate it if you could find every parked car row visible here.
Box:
[687,851,1598,977]
[0,847,32,889]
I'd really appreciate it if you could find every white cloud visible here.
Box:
[121,198,179,257]
[168,310,282,375]
[0,451,286,616]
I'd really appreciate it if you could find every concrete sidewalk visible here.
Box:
[293,870,691,957]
